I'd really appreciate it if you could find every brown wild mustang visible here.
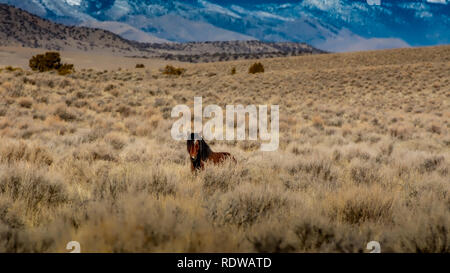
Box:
[187,133,235,171]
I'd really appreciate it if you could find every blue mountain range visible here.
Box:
[1,0,449,51]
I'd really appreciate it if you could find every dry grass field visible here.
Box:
[0,46,174,70]
[0,45,449,253]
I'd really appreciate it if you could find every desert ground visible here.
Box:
[0,45,449,252]
[0,46,175,70]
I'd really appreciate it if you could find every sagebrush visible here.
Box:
[0,46,449,252]
[29,51,74,75]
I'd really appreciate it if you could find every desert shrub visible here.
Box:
[18,98,33,108]
[143,168,177,196]
[53,105,77,121]
[200,163,242,194]
[238,140,260,151]
[0,142,53,166]
[29,52,74,75]
[248,62,264,74]
[210,185,287,226]
[104,132,127,150]
[389,125,412,140]
[286,156,335,182]
[57,64,74,76]
[293,219,338,252]
[349,162,381,184]
[293,216,369,253]
[23,77,36,85]
[153,98,167,107]
[248,226,295,252]
[104,84,115,92]
[3,66,22,72]
[327,117,343,127]
[2,81,24,97]
[92,165,176,200]
[312,115,325,129]
[0,197,25,229]
[135,64,145,68]
[395,215,450,253]
[29,52,61,72]
[88,143,117,162]
[116,105,135,117]
[0,223,58,252]
[419,156,444,173]
[326,187,394,225]
[162,65,186,76]
[428,123,441,134]
[0,164,68,210]
[0,107,6,117]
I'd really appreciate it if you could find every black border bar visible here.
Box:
[1,253,447,272]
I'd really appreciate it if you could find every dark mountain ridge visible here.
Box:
[0,3,325,63]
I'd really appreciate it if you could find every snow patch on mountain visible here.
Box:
[199,0,241,19]
[65,0,80,6]
[0,0,448,52]
[427,0,447,4]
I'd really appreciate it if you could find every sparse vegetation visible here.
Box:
[57,63,74,76]
[249,62,265,74]
[0,45,449,252]
[5,66,22,72]
[162,65,186,76]
[18,97,32,108]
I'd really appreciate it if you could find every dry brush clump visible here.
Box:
[0,45,449,252]
[162,65,186,76]
[248,62,265,74]
[29,52,74,75]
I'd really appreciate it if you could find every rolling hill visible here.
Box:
[0,3,325,62]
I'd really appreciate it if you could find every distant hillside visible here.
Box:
[144,40,326,63]
[0,3,148,55]
[0,3,325,62]
[79,20,171,44]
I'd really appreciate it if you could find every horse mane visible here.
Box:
[199,137,212,160]
[187,133,212,161]
[187,133,234,171]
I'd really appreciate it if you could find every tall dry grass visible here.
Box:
[0,46,449,252]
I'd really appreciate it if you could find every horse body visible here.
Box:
[187,133,235,171]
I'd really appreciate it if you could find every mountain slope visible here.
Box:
[151,40,325,62]
[0,4,324,62]
[1,0,448,52]
[0,3,146,55]
[125,14,256,42]
[79,20,170,43]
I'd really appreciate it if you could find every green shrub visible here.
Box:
[162,65,185,76]
[248,62,264,74]
[29,52,74,75]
